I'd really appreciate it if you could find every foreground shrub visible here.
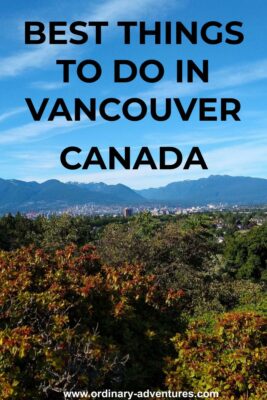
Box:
[165,312,267,399]
[0,245,183,398]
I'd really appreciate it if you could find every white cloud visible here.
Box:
[0,45,59,79]
[11,151,59,170]
[212,60,267,89]
[90,0,177,21]
[139,59,267,99]
[0,116,96,144]
[205,141,267,177]
[0,0,178,79]
[31,81,66,90]
[0,107,27,123]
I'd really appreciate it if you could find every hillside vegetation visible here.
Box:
[0,212,266,398]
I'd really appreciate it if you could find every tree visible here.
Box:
[165,312,267,399]
[223,223,267,281]
[0,244,184,398]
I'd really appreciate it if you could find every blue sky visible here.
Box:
[0,0,266,188]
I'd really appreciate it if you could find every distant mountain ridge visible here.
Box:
[0,179,144,213]
[0,175,267,213]
[137,175,267,206]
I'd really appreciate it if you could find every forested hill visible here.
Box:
[138,175,267,205]
[0,179,144,212]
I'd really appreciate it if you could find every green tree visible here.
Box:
[223,223,267,281]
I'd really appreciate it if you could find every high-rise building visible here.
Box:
[123,207,133,217]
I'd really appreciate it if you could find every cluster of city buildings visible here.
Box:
[22,202,260,219]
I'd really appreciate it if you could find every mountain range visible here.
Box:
[138,175,267,205]
[0,175,267,213]
[0,179,143,213]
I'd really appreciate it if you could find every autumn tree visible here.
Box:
[0,244,184,398]
[165,312,267,399]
